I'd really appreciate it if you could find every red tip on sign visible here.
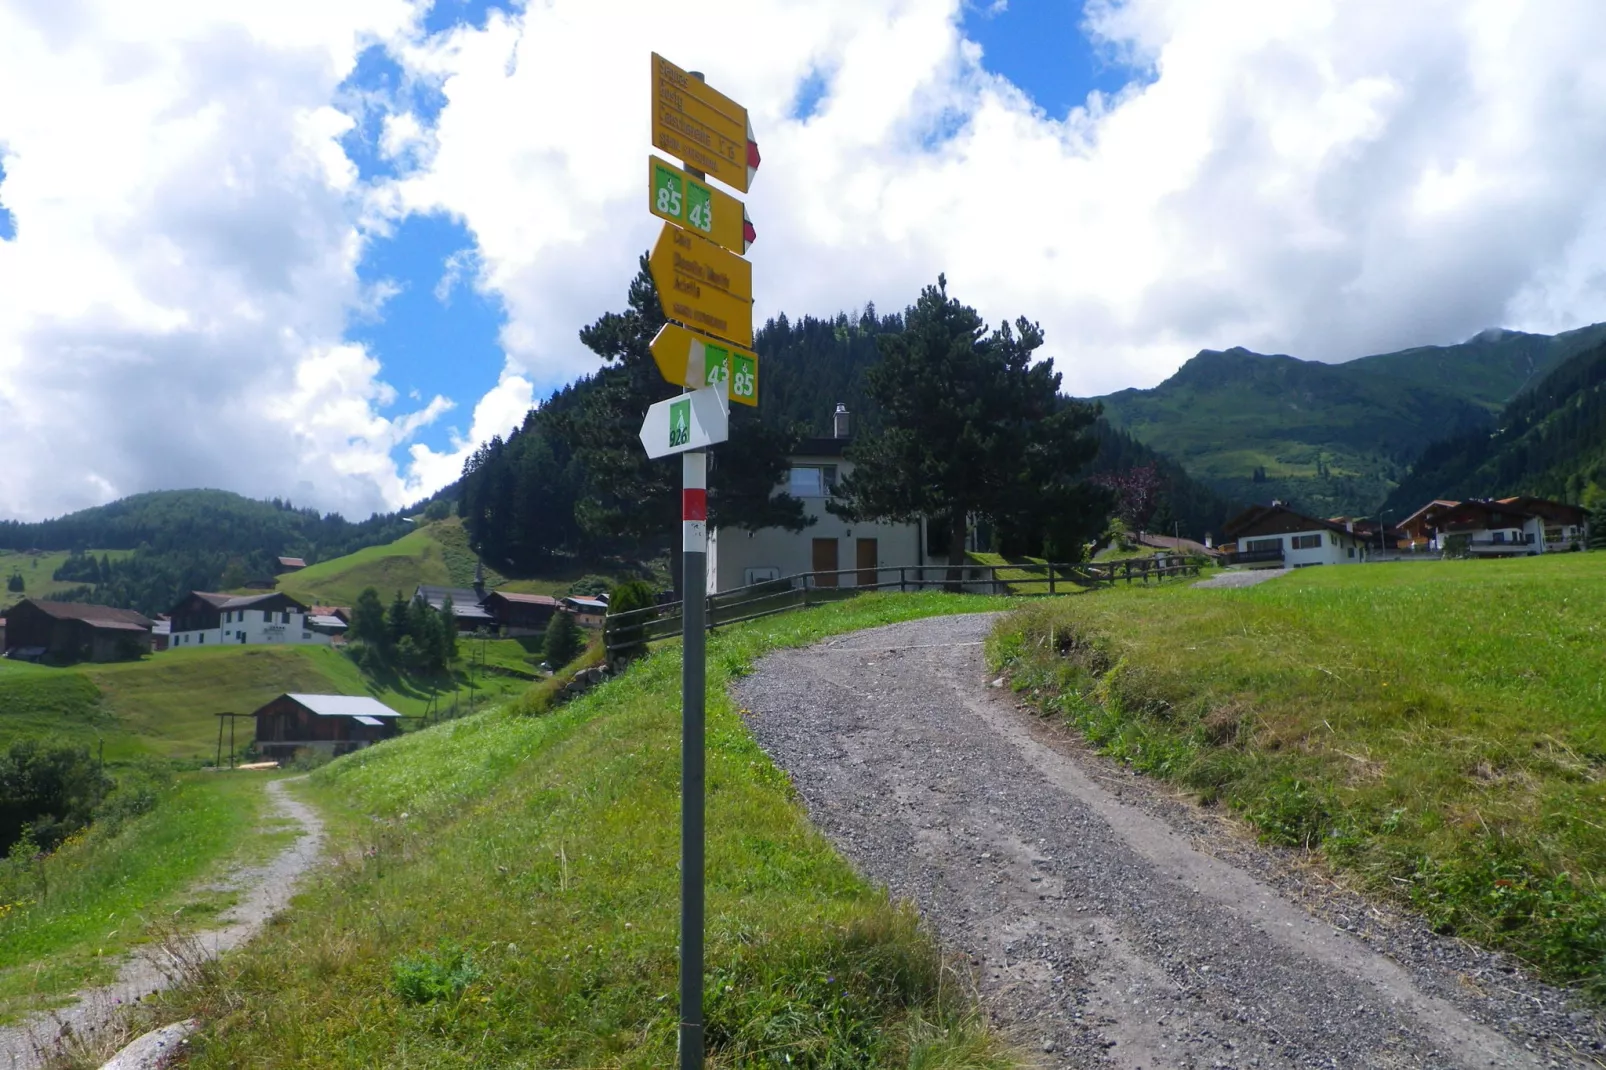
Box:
[747,140,761,170]
[743,218,757,247]
[683,488,708,522]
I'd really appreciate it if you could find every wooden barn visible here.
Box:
[482,591,560,635]
[2,599,153,663]
[251,693,401,759]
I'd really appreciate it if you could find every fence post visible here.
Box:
[900,566,907,593]
[1049,565,1056,596]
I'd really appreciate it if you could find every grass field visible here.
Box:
[0,772,273,1024]
[276,516,652,607]
[0,549,130,613]
[0,642,540,763]
[157,592,1018,1068]
[990,552,1606,988]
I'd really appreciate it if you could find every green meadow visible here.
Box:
[991,552,1606,986]
[159,592,1018,1069]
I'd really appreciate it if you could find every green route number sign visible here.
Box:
[654,164,712,233]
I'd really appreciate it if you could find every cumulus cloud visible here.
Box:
[0,0,440,521]
[5,0,1606,522]
[383,0,1606,401]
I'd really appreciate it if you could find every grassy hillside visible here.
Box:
[993,552,1606,986]
[1384,337,1606,513]
[0,772,271,1024]
[0,548,132,613]
[278,515,659,606]
[1095,323,1606,518]
[0,642,540,762]
[157,593,1017,1067]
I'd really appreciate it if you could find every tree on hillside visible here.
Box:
[831,276,1109,575]
[6,570,22,593]
[439,595,459,663]
[543,609,583,670]
[351,588,387,647]
[386,591,411,649]
[555,257,807,589]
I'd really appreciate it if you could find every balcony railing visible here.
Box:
[1224,549,1285,566]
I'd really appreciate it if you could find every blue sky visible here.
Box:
[351,0,1128,465]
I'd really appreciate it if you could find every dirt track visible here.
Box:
[735,613,1604,1069]
[0,776,324,1069]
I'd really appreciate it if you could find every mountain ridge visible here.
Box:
[1092,322,1606,517]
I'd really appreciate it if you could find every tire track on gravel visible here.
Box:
[735,613,1603,1069]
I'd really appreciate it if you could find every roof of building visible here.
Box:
[15,600,153,629]
[416,584,488,605]
[483,591,560,606]
[307,615,348,629]
[793,436,850,458]
[1222,504,1357,541]
[1398,499,1461,527]
[1495,496,1589,522]
[277,556,307,569]
[278,693,401,719]
[181,591,309,613]
[562,596,609,611]
[309,605,349,618]
[151,620,171,635]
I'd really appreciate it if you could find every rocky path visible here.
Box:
[735,614,1604,1069]
[0,776,324,1069]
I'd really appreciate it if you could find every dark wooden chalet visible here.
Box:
[251,693,401,759]
[2,599,153,663]
[482,591,559,635]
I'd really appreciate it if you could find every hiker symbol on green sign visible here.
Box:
[670,398,691,448]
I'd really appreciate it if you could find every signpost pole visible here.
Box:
[679,447,708,1069]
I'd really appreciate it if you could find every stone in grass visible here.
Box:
[99,1019,197,1070]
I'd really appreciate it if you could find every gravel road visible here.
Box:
[735,613,1604,1069]
[1192,569,1291,589]
[0,776,324,1069]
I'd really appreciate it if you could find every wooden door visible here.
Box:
[812,538,838,587]
[856,538,878,587]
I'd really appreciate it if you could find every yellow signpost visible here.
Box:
[648,222,752,348]
[651,323,758,406]
[651,52,760,193]
[648,155,755,256]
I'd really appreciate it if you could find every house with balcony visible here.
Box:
[1398,497,1588,556]
[1220,503,1369,568]
[705,405,925,593]
[167,591,328,648]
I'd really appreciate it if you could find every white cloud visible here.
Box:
[5,0,1606,522]
[0,0,438,521]
[382,0,1606,405]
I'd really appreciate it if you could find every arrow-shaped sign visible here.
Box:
[649,155,754,256]
[639,385,730,459]
[651,323,758,406]
[649,222,753,348]
[651,53,760,193]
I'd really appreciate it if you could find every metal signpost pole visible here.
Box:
[680,448,708,1068]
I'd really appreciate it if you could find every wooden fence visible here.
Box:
[603,556,1203,660]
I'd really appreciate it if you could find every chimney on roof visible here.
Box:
[833,403,850,439]
[473,557,485,598]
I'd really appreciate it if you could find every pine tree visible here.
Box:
[351,587,387,647]
[438,596,459,664]
[386,591,411,649]
[832,276,1108,574]
[543,609,583,669]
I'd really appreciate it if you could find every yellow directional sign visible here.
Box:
[651,323,758,406]
[649,222,752,348]
[651,52,760,194]
[649,155,754,256]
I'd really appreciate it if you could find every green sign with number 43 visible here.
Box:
[647,155,754,256]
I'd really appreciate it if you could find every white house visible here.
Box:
[706,406,925,593]
[1221,503,1370,568]
[166,591,330,649]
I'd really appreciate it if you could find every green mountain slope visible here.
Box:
[1383,337,1606,513]
[1094,323,1606,517]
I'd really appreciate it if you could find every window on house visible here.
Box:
[1291,534,1322,550]
[788,465,837,497]
[281,610,290,624]
[199,634,205,644]
[1245,537,1282,552]
[1347,548,1355,558]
